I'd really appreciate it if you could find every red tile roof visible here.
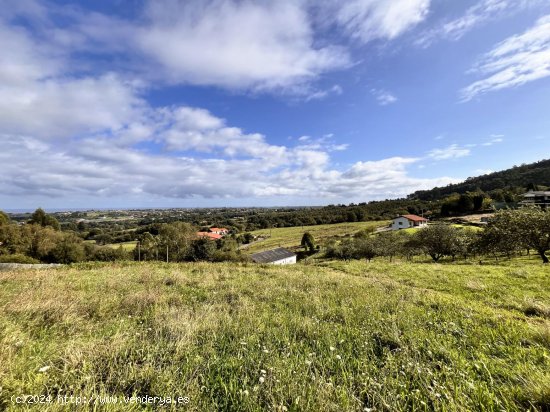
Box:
[401,214,428,222]
[197,232,222,240]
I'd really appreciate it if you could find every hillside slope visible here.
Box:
[410,158,550,200]
[1,261,548,411]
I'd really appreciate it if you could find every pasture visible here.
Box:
[245,221,389,254]
[1,260,548,411]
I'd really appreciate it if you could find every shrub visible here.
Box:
[0,254,41,264]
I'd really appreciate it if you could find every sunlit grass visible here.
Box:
[0,260,548,411]
[246,221,388,254]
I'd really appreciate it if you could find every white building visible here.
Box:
[251,248,297,265]
[391,214,428,230]
[209,227,229,235]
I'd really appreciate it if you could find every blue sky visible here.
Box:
[1,0,550,209]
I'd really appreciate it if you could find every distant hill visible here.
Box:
[409,159,550,201]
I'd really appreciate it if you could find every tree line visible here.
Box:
[324,207,550,264]
[0,209,245,264]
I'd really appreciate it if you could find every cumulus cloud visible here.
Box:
[132,0,351,92]
[461,14,550,101]
[0,0,462,206]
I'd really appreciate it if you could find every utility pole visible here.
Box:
[138,241,141,262]
[166,244,169,263]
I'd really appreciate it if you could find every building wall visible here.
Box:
[271,256,297,265]
[391,217,412,230]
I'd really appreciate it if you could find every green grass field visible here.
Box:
[245,221,389,254]
[105,241,138,251]
[1,260,548,411]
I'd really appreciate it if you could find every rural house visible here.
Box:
[520,191,550,209]
[197,232,222,240]
[391,214,428,230]
[209,227,229,235]
[251,248,297,265]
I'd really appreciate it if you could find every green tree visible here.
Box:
[157,222,195,262]
[414,224,459,262]
[488,208,550,264]
[301,232,316,253]
[29,208,60,230]
[354,237,377,262]
[0,210,9,226]
[375,232,403,262]
[46,233,85,263]
[188,237,217,261]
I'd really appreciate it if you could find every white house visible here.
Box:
[251,248,297,265]
[391,214,428,230]
[209,227,229,235]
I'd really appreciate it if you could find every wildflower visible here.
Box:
[262,349,269,353]
[240,342,247,346]
[242,390,249,396]
[335,355,342,360]
[305,360,312,366]
[260,369,267,375]
[38,366,50,373]
[330,346,336,351]
[259,376,265,384]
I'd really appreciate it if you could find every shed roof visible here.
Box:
[251,247,296,263]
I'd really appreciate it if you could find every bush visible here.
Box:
[0,254,41,264]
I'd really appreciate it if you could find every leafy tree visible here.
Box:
[414,224,458,262]
[375,232,403,262]
[241,232,254,244]
[22,225,62,261]
[29,208,60,230]
[488,208,550,264]
[301,232,316,252]
[354,237,378,262]
[46,234,85,263]
[157,222,195,262]
[188,238,217,261]
[0,210,9,226]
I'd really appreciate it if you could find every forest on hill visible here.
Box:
[410,158,550,201]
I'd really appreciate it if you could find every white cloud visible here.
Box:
[371,88,398,105]
[0,1,463,205]
[427,144,471,160]
[331,0,431,44]
[482,137,504,146]
[461,14,550,101]
[417,0,545,47]
[128,0,350,93]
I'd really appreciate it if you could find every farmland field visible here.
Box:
[1,260,548,411]
[245,221,389,254]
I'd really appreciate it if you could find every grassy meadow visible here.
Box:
[245,221,389,254]
[1,260,549,411]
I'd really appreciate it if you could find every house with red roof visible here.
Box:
[391,214,428,231]
[197,232,222,240]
